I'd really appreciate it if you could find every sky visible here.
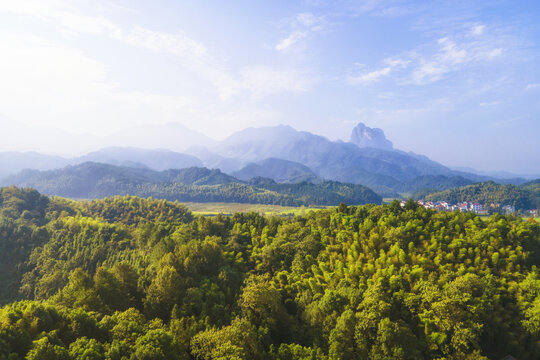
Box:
[0,0,539,173]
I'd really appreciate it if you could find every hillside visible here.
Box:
[0,162,381,206]
[0,187,538,359]
[423,181,539,209]
[232,158,318,183]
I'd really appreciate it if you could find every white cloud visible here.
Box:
[0,0,121,37]
[118,26,239,100]
[470,24,486,36]
[0,0,323,146]
[0,0,320,101]
[526,83,540,90]
[0,1,241,100]
[409,36,503,85]
[348,67,392,84]
[275,31,309,51]
[297,12,326,30]
[0,33,196,135]
[348,23,506,87]
[275,12,326,52]
[348,58,409,85]
[484,48,503,60]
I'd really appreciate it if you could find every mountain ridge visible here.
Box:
[1,162,382,206]
[0,123,531,197]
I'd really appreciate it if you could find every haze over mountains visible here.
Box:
[0,120,215,156]
[0,122,535,198]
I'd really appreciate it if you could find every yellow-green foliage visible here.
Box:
[0,189,539,359]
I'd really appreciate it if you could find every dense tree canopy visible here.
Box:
[0,187,539,359]
[422,181,539,210]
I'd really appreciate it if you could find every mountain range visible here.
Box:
[0,162,382,206]
[0,122,535,198]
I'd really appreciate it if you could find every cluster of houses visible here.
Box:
[400,200,538,217]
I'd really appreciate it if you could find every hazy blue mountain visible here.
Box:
[104,123,217,152]
[450,166,537,181]
[164,167,238,185]
[209,125,458,185]
[398,175,474,194]
[0,123,526,198]
[74,147,203,171]
[185,146,243,173]
[0,152,69,178]
[350,122,393,150]
[1,162,381,205]
[232,158,318,183]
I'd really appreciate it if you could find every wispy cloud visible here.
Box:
[349,24,504,86]
[276,31,309,51]
[347,58,409,84]
[0,1,239,99]
[0,32,197,134]
[0,0,319,101]
[470,24,486,36]
[409,35,502,85]
[526,83,540,90]
[275,12,326,51]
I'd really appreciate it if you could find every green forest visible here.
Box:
[1,163,382,206]
[0,186,539,359]
[420,181,539,210]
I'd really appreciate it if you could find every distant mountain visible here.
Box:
[450,166,538,181]
[104,123,217,152]
[164,167,238,185]
[398,175,474,194]
[0,123,528,199]
[232,158,318,183]
[185,146,243,174]
[0,152,68,179]
[74,147,203,171]
[247,177,382,205]
[1,162,381,206]
[205,125,468,189]
[350,122,393,150]
[423,181,539,210]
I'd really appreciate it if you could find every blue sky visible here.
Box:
[0,0,539,173]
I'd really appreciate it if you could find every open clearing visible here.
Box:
[183,202,329,216]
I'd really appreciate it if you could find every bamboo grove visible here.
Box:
[0,186,539,359]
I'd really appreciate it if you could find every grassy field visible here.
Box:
[183,202,329,216]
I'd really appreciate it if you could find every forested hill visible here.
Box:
[0,187,539,359]
[0,162,381,206]
[423,180,539,209]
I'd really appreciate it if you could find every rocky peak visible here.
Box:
[350,122,393,151]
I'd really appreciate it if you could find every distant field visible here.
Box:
[183,202,329,216]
